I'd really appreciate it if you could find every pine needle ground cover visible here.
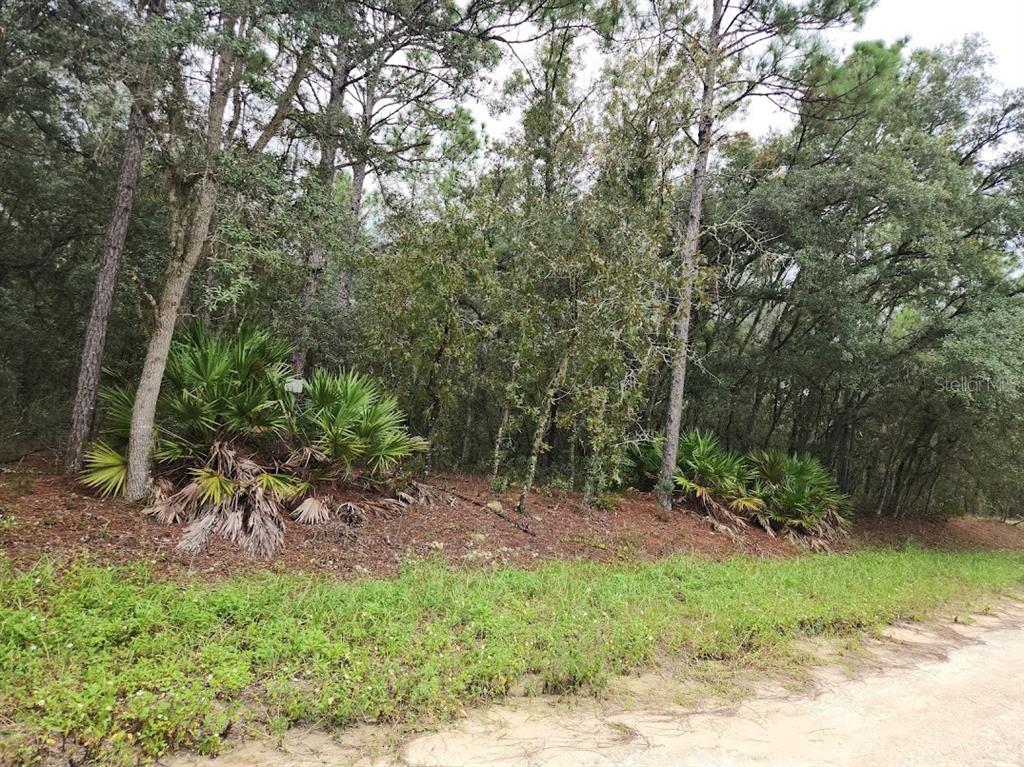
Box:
[2,549,1022,765]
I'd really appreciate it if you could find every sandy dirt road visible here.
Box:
[164,602,1024,767]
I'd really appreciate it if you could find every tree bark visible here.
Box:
[334,77,374,310]
[64,102,146,472]
[655,0,723,509]
[125,177,219,500]
[491,402,510,481]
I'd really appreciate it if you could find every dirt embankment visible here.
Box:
[2,459,1022,580]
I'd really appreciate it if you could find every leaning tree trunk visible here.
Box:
[655,0,723,509]
[123,14,246,502]
[124,177,219,501]
[64,102,146,472]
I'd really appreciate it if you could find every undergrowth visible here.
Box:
[1,549,1021,765]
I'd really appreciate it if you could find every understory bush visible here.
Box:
[749,450,849,542]
[82,325,426,555]
[623,431,849,546]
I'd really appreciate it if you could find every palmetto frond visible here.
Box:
[366,431,428,474]
[292,495,332,525]
[96,385,135,448]
[728,495,765,514]
[81,442,128,497]
[191,467,235,505]
[620,438,664,490]
[751,452,850,544]
[254,472,305,499]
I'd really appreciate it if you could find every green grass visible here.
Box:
[1,549,1022,765]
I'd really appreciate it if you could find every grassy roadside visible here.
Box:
[2,549,1022,765]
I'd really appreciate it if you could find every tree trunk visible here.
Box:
[582,396,608,506]
[333,158,366,309]
[491,402,510,482]
[516,350,570,515]
[350,160,367,218]
[335,73,375,309]
[460,404,474,466]
[123,10,306,499]
[655,0,723,509]
[292,46,348,373]
[64,102,146,472]
[125,177,219,501]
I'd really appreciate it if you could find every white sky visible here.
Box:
[745,0,1024,136]
[474,0,1024,141]
[831,0,1023,88]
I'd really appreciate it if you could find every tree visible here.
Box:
[685,37,1023,517]
[288,1,523,372]
[0,0,147,452]
[124,4,317,500]
[654,0,873,508]
[65,102,146,471]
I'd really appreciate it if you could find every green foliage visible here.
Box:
[79,443,128,498]
[621,433,848,543]
[3,0,1022,521]
[82,327,424,555]
[2,551,1021,764]
[85,326,423,481]
[621,438,664,491]
[674,429,754,504]
[750,451,850,540]
[299,371,427,474]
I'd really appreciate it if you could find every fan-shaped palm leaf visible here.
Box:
[81,442,128,497]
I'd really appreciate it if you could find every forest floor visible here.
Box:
[2,458,1023,578]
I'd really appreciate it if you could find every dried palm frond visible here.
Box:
[401,481,455,508]
[147,480,206,525]
[292,496,332,525]
[206,441,260,478]
[151,477,176,504]
[228,485,285,557]
[176,481,286,557]
[368,497,406,518]
[284,445,329,470]
[177,513,217,555]
[703,498,747,542]
[809,506,851,549]
[336,501,366,526]
[154,442,290,557]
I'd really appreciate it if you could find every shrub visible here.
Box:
[82,325,425,555]
[620,438,663,491]
[749,451,850,545]
[620,432,848,545]
[674,430,759,508]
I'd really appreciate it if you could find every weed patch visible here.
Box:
[1,549,1021,765]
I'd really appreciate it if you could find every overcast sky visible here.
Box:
[476,0,1024,140]
[829,0,1023,88]
[743,0,1024,135]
